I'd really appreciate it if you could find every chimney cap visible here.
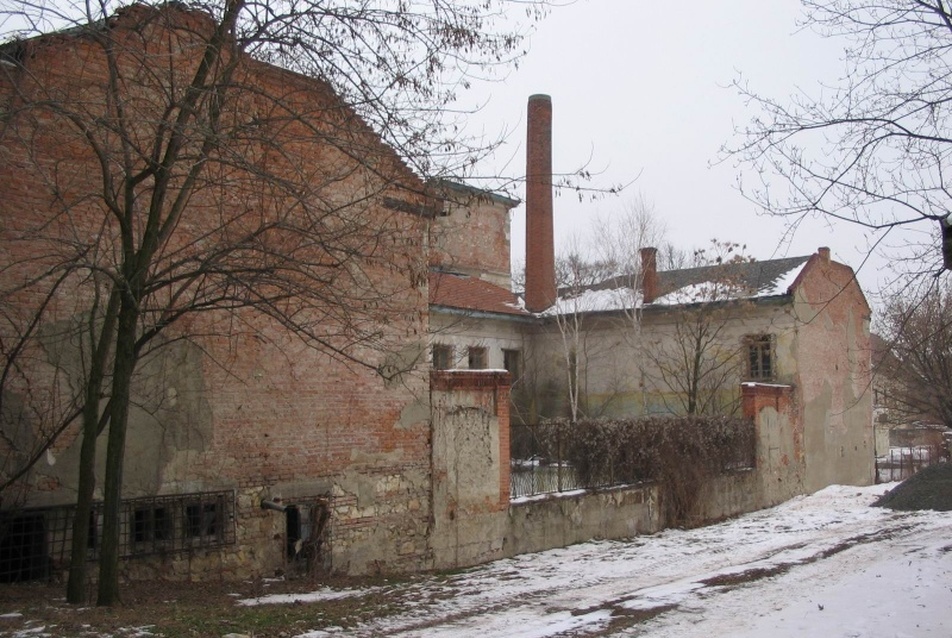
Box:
[528,93,551,103]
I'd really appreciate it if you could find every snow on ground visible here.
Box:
[239,482,952,637]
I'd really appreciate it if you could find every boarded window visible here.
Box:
[468,346,488,369]
[432,344,453,370]
[746,334,774,381]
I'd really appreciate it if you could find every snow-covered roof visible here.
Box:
[544,256,810,317]
[541,287,641,316]
[652,262,806,306]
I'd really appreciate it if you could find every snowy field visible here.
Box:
[242,482,951,637]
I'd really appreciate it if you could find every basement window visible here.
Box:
[468,346,488,369]
[133,506,171,544]
[0,492,236,582]
[746,334,775,381]
[185,501,222,541]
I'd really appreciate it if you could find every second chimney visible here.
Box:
[640,247,659,303]
[525,94,556,312]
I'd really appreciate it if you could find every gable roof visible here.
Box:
[429,272,530,317]
[542,254,813,317]
[652,255,810,305]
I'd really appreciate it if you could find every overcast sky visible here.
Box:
[456,0,896,303]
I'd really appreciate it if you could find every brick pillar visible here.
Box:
[525,94,556,313]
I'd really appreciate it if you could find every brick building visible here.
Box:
[0,4,436,581]
[0,3,873,586]
[429,95,875,492]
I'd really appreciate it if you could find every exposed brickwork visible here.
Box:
[0,4,433,579]
[429,182,517,288]
[742,383,794,421]
[792,247,874,490]
[525,94,556,312]
[640,247,659,303]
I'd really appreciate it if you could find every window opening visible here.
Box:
[186,501,221,540]
[133,507,170,544]
[432,344,453,370]
[746,334,774,381]
[468,346,487,369]
[0,512,49,583]
[503,349,522,380]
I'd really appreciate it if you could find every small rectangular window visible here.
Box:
[468,346,487,369]
[432,344,453,370]
[746,334,774,381]
[503,349,522,380]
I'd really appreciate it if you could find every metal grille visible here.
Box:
[0,490,236,583]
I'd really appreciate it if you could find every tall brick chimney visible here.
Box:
[640,247,658,303]
[525,94,556,313]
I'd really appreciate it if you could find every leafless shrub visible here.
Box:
[551,415,755,526]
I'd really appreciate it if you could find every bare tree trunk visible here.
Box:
[96,295,139,606]
[67,289,119,604]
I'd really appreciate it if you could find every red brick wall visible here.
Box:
[429,190,513,286]
[0,5,433,577]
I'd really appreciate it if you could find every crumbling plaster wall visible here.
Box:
[429,371,511,570]
[792,257,874,491]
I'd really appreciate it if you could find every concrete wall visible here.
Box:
[505,485,660,556]
[503,383,806,557]
[527,302,798,420]
[525,256,873,494]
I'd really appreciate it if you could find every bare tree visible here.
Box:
[730,0,952,276]
[544,198,671,420]
[641,241,753,416]
[876,279,952,428]
[0,0,547,605]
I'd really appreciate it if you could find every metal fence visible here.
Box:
[875,445,945,483]
[510,421,582,498]
[510,417,756,499]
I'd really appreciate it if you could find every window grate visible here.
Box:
[0,490,236,583]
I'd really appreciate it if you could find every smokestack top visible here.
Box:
[528,93,551,103]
